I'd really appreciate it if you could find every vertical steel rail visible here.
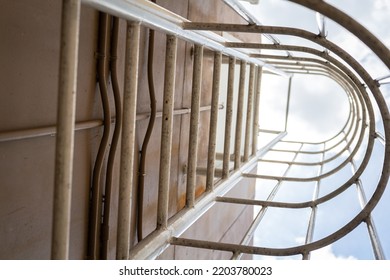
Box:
[232,142,304,259]
[51,0,81,260]
[222,57,236,178]
[157,35,178,229]
[355,178,385,259]
[244,63,255,161]
[116,22,140,260]
[302,208,317,259]
[365,215,385,260]
[234,61,247,169]
[316,12,327,37]
[206,52,222,191]
[356,177,386,259]
[302,143,325,260]
[346,137,385,260]
[223,0,257,25]
[252,66,262,155]
[284,76,293,131]
[375,131,385,146]
[186,45,204,207]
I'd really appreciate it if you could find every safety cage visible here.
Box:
[0,0,389,260]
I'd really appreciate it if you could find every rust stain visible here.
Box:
[177,184,206,210]
[195,185,206,199]
[178,195,186,210]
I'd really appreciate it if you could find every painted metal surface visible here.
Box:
[51,0,81,260]
[1,0,389,260]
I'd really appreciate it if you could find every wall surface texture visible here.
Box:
[0,0,257,259]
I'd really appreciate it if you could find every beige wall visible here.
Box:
[0,0,257,259]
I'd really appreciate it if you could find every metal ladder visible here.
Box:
[52,0,390,260]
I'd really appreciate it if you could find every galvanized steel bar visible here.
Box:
[171,237,270,256]
[51,0,81,260]
[366,216,386,260]
[303,143,324,260]
[206,52,222,191]
[240,172,330,182]
[259,129,283,134]
[243,63,255,161]
[252,67,262,154]
[116,21,140,260]
[157,35,177,229]
[222,57,236,179]
[347,142,385,260]
[186,44,204,207]
[234,61,247,169]
[284,76,292,131]
[215,196,309,208]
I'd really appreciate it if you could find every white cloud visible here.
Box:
[295,236,306,244]
[295,237,358,260]
[372,0,390,24]
[310,245,357,260]
[259,72,349,142]
[252,245,357,260]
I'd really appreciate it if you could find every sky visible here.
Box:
[248,0,390,140]
[239,0,390,260]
